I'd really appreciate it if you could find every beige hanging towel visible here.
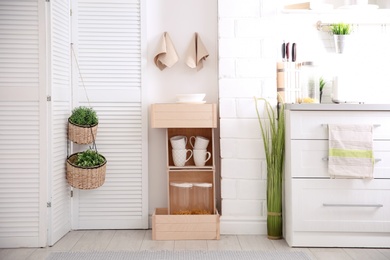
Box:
[328,124,375,179]
[185,32,209,71]
[154,32,179,71]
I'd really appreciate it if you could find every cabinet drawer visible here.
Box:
[291,179,390,233]
[289,140,390,179]
[288,111,390,140]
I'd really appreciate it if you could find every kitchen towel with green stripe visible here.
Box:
[328,124,374,179]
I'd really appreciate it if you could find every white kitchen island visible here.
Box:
[284,103,390,248]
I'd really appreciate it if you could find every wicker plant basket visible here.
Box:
[66,153,107,190]
[68,120,98,144]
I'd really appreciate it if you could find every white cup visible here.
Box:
[190,136,209,150]
[170,135,187,150]
[172,149,193,167]
[193,149,211,167]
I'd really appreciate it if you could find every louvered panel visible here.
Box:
[74,0,146,229]
[0,0,44,249]
[76,102,144,227]
[0,102,40,245]
[0,0,39,97]
[77,0,141,93]
[49,101,71,245]
[48,0,72,245]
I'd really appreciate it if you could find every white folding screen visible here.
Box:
[47,0,72,246]
[71,0,148,229]
[0,0,48,248]
[0,0,147,248]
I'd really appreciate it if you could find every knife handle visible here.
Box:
[285,42,290,61]
[282,42,286,60]
[292,43,296,62]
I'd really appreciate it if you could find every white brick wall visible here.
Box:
[218,0,278,235]
[218,0,390,235]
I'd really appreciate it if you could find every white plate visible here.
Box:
[338,4,378,9]
[176,101,206,104]
[176,93,206,103]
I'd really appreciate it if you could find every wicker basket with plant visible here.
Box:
[66,149,107,189]
[68,106,98,144]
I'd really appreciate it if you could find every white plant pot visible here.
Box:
[333,35,349,54]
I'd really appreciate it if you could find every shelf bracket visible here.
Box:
[317,20,390,32]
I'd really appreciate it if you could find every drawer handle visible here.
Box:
[322,157,381,163]
[323,203,383,208]
[321,124,381,128]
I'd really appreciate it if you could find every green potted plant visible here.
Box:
[319,77,326,103]
[330,23,352,53]
[68,106,98,144]
[66,149,107,189]
[255,97,285,240]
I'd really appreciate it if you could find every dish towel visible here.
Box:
[154,32,179,71]
[328,124,374,179]
[185,32,209,71]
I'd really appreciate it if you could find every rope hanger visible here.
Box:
[70,43,98,153]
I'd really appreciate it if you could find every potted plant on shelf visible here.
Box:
[68,106,98,144]
[255,97,285,240]
[330,22,352,54]
[66,149,107,189]
[319,77,326,103]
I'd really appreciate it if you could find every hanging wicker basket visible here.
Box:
[66,152,107,190]
[68,120,98,144]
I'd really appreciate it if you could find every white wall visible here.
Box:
[145,0,390,233]
[146,0,218,216]
[218,0,390,234]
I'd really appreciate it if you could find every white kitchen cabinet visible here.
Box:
[284,104,390,248]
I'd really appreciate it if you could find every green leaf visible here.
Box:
[75,149,105,168]
[69,106,98,126]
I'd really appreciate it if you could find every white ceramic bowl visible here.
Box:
[176,93,206,103]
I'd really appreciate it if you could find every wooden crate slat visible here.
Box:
[152,208,220,240]
[155,223,218,232]
[154,231,218,240]
[151,104,217,128]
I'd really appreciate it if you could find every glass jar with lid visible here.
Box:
[299,61,320,104]
[169,182,193,215]
[193,183,213,215]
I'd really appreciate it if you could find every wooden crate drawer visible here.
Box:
[291,179,390,233]
[151,103,217,128]
[288,110,390,140]
[289,140,390,179]
[152,208,220,240]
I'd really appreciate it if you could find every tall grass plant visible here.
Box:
[255,97,285,239]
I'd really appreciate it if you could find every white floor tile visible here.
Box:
[174,240,208,251]
[343,248,390,260]
[206,235,241,251]
[49,230,85,251]
[377,248,390,259]
[0,248,36,260]
[106,230,146,251]
[237,235,275,251]
[26,248,57,260]
[70,230,116,251]
[310,248,353,260]
[139,230,175,251]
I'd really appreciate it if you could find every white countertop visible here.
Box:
[285,103,390,111]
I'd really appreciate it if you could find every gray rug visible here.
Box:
[47,250,311,260]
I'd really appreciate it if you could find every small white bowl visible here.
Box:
[176,93,206,103]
